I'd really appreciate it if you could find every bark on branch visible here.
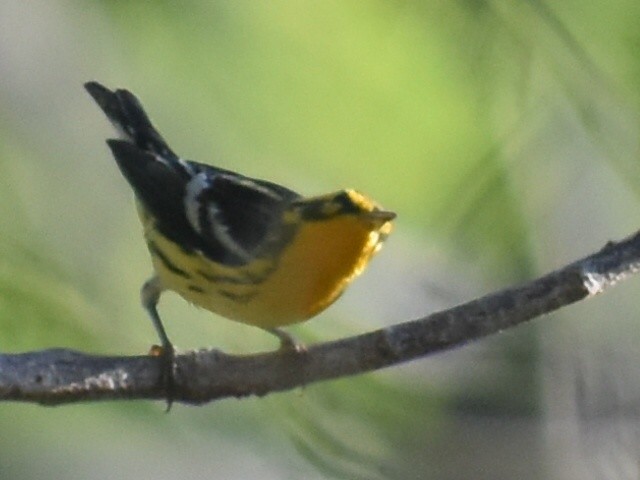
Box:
[2,230,640,407]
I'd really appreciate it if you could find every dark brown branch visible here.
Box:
[2,231,640,406]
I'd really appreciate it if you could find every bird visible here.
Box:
[85,81,395,396]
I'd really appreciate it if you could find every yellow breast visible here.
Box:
[141,204,392,329]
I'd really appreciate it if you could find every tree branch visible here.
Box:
[2,230,640,406]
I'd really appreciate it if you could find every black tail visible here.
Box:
[106,139,188,218]
[84,81,177,160]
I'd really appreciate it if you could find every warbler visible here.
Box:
[85,81,395,361]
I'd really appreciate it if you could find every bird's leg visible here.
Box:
[266,327,307,353]
[141,276,176,410]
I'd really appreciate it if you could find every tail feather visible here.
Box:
[84,81,177,160]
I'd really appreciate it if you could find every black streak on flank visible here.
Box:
[217,289,257,303]
[147,241,191,278]
[188,285,205,293]
[197,269,268,286]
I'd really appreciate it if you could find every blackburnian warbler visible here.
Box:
[85,81,394,364]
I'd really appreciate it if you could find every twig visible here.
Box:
[2,231,640,406]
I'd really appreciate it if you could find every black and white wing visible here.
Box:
[87,82,300,266]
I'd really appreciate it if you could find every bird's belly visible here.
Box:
[145,215,386,329]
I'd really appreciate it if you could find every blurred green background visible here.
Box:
[2,1,640,478]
